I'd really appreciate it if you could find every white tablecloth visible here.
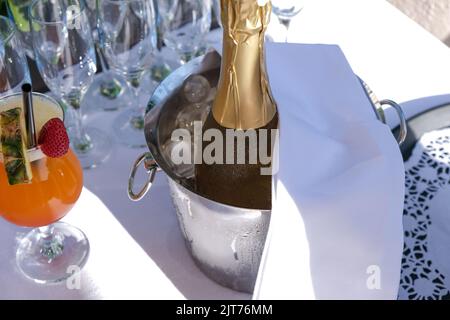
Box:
[1,0,450,299]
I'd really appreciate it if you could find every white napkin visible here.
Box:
[253,43,405,300]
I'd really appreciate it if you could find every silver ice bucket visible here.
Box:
[128,50,407,293]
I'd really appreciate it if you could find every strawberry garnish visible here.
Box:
[38,118,70,158]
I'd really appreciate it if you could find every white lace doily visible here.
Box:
[399,128,450,300]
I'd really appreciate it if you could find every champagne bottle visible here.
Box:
[195,0,278,210]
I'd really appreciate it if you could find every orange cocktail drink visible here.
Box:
[0,149,83,227]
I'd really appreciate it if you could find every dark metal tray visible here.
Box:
[393,104,450,161]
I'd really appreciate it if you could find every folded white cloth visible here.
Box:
[253,43,405,300]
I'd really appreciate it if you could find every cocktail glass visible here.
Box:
[0,92,88,284]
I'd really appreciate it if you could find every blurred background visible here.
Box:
[0,1,449,46]
[388,0,450,46]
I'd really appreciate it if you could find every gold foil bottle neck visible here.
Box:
[212,0,277,130]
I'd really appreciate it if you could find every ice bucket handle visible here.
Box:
[358,77,407,146]
[380,99,407,146]
[128,152,158,201]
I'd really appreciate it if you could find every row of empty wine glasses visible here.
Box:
[3,0,214,164]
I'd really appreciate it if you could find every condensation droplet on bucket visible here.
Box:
[231,237,239,261]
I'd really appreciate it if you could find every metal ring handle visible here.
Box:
[128,152,158,201]
[380,99,407,146]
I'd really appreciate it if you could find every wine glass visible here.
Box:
[5,0,35,58]
[30,0,112,169]
[148,0,180,86]
[161,0,212,65]
[0,92,87,284]
[98,0,158,148]
[271,0,304,42]
[0,15,31,97]
[84,0,131,112]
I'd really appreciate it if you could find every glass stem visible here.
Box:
[150,56,172,83]
[179,51,194,65]
[127,75,145,130]
[95,43,123,100]
[38,225,64,262]
[279,17,291,42]
[95,43,109,72]
[68,95,93,154]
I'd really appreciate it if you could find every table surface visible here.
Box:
[1,0,450,299]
